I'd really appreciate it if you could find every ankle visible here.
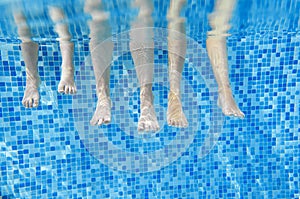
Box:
[26,78,40,89]
[61,68,74,77]
[97,86,110,98]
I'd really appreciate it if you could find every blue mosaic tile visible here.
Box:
[0,0,300,198]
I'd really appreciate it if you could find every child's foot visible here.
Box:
[218,88,244,118]
[167,91,188,128]
[58,71,77,94]
[138,88,159,132]
[58,42,77,95]
[20,42,40,108]
[22,86,40,108]
[90,96,111,126]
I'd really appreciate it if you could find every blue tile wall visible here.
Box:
[0,0,299,198]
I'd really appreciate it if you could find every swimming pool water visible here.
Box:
[0,0,299,198]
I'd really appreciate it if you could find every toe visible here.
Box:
[223,108,233,117]
[22,99,27,108]
[138,122,145,131]
[181,117,188,127]
[238,109,245,117]
[97,118,104,126]
[184,120,188,127]
[167,119,171,126]
[146,123,154,131]
[70,87,76,94]
[33,99,39,107]
[72,86,77,94]
[69,86,73,94]
[178,120,183,127]
[103,116,111,124]
[90,117,97,125]
[228,111,235,117]
[70,86,74,94]
[65,86,69,94]
[169,119,175,126]
[172,120,177,126]
[67,86,72,94]
[144,124,150,131]
[58,87,64,93]
[64,86,69,94]
[154,123,160,131]
[58,83,64,93]
[174,120,179,127]
[179,118,185,127]
[26,100,31,108]
[238,111,245,118]
[28,99,33,108]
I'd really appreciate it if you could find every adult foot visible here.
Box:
[138,88,159,132]
[167,91,188,127]
[90,96,111,126]
[22,86,40,108]
[58,71,77,94]
[218,88,244,118]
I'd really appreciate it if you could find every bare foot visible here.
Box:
[58,42,77,95]
[218,88,244,118]
[58,71,77,94]
[90,96,111,125]
[138,105,160,132]
[22,86,40,108]
[167,91,188,128]
[20,41,40,108]
[138,89,159,132]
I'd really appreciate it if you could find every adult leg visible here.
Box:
[84,0,113,125]
[167,0,188,127]
[206,0,244,118]
[130,0,159,132]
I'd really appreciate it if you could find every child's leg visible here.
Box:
[14,11,40,108]
[48,6,76,94]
